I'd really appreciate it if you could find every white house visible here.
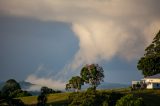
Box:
[143,73,160,89]
[132,80,145,89]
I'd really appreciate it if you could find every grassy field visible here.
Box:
[18,93,70,106]
[1,88,160,106]
[132,89,160,106]
[104,88,160,106]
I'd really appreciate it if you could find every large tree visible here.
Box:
[1,79,31,99]
[80,64,104,89]
[1,79,21,98]
[137,30,160,77]
[66,76,84,92]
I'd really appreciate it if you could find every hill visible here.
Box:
[98,82,129,89]
[16,89,160,106]
[0,81,129,91]
[1,88,160,106]
[18,93,69,106]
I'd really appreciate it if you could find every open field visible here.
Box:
[18,93,70,106]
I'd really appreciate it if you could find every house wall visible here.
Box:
[144,78,160,83]
[132,81,141,84]
[146,83,160,89]
[153,83,160,89]
[147,83,153,89]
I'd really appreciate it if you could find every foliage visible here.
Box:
[137,30,160,76]
[66,76,84,92]
[68,91,99,106]
[40,86,62,95]
[116,94,145,106]
[1,79,21,98]
[80,64,104,89]
[6,99,25,106]
[1,79,31,100]
[9,89,31,98]
[37,87,49,106]
[37,93,47,106]
[68,90,123,106]
[87,87,96,92]
[0,91,2,100]
[41,86,53,94]
[144,30,160,56]
[137,55,160,76]
[1,88,160,106]
[0,79,32,106]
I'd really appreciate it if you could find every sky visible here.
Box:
[0,0,160,90]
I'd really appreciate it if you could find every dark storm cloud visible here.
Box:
[0,0,160,87]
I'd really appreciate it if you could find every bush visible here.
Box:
[102,100,109,106]
[68,91,97,106]
[0,91,3,100]
[68,90,123,106]
[87,87,96,92]
[9,89,31,98]
[37,93,47,106]
[116,94,145,106]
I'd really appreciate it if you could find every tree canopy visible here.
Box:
[116,94,145,106]
[1,79,21,98]
[66,64,104,91]
[66,76,84,92]
[1,79,31,99]
[137,30,160,77]
[80,64,104,89]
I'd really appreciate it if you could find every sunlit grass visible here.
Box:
[18,93,70,105]
[1,89,160,106]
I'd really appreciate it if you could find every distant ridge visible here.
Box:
[98,82,129,89]
[0,81,129,91]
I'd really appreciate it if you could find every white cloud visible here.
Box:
[1,0,160,80]
[26,75,65,90]
[25,84,42,91]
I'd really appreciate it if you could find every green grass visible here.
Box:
[18,93,70,105]
[132,89,160,106]
[97,88,160,106]
[1,89,160,106]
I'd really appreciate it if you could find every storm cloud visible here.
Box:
[1,0,160,86]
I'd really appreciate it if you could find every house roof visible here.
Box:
[145,73,160,79]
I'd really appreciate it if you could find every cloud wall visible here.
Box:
[1,0,160,86]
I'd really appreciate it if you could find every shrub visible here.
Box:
[68,90,123,106]
[116,94,145,106]
[0,91,3,100]
[37,93,47,106]
[68,91,97,106]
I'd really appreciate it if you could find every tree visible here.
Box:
[37,87,49,106]
[137,30,160,77]
[1,79,31,105]
[80,64,104,89]
[1,79,31,99]
[1,79,21,98]
[65,83,72,91]
[66,76,84,92]
[41,86,54,94]
[37,93,47,106]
